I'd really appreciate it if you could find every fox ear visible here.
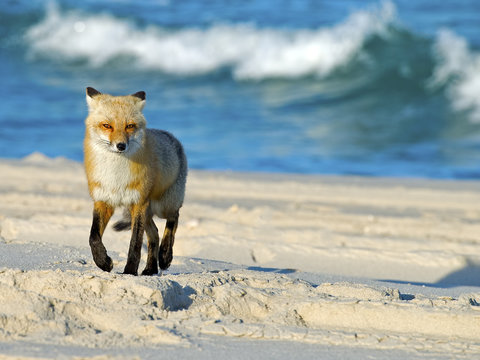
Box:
[87,87,101,97]
[86,87,101,110]
[131,91,145,101]
[131,91,146,111]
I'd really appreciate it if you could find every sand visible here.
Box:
[0,153,480,359]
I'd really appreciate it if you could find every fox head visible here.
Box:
[85,87,146,154]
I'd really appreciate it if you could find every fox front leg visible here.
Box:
[123,203,148,275]
[142,209,160,276]
[89,202,114,272]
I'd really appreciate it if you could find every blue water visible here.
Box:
[2,0,480,178]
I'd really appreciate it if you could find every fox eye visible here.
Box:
[102,123,112,129]
[126,124,136,130]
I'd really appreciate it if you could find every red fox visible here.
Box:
[84,87,187,276]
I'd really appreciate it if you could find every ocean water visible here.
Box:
[1,0,480,178]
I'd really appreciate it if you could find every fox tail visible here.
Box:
[112,209,131,231]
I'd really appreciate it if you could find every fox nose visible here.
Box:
[116,143,126,152]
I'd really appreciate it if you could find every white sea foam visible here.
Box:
[25,1,395,80]
[432,29,480,122]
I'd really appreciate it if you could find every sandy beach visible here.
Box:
[1,153,480,359]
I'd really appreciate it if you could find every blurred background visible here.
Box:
[1,0,480,178]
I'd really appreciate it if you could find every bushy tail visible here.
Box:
[112,209,131,231]
[112,219,131,231]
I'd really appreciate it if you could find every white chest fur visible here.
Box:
[90,148,141,207]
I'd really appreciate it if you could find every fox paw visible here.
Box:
[159,250,172,270]
[123,263,139,276]
[141,265,158,276]
[94,255,113,272]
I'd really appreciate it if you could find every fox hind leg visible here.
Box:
[159,212,179,271]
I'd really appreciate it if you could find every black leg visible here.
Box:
[89,202,114,272]
[159,214,178,270]
[123,204,148,275]
[142,213,160,276]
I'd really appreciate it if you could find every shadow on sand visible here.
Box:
[247,266,297,274]
[381,261,480,288]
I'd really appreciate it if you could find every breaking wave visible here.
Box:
[24,2,396,80]
[431,29,480,123]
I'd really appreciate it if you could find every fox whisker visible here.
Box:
[95,138,111,145]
